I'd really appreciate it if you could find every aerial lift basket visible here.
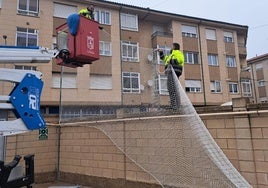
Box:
[56,15,99,68]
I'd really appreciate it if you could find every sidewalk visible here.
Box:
[33,182,92,188]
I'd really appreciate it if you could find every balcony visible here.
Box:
[238,43,247,58]
[151,31,173,48]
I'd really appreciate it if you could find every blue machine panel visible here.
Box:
[10,74,46,130]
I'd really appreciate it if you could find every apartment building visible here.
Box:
[0,0,248,118]
[247,53,268,103]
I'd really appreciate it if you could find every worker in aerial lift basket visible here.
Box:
[78,4,103,30]
[158,43,184,109]
[79,4,95,19]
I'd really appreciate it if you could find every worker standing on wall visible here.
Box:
[158,43,184,109]
[159,43,184,79]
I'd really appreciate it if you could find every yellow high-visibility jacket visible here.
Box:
[163,50,184,67]
[79,8,92,19]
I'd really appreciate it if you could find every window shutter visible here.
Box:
[206,29,216,40]
[224,31,233,38]
[54,3,77,18]
[90,75,112,89]
[182,25,197,34]
[52,73,77,88]
[210,82,215,91]
[185,80,201,88]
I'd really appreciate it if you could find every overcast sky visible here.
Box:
[105,0,268,59]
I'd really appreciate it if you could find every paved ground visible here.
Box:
[33,182,92,188]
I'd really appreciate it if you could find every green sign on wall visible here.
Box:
[39,127,48,140]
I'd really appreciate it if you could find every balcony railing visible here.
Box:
[238,43,247,57]
[151,31,173,38]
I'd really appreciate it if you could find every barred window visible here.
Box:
[122,72,140,93]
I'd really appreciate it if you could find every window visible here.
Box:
[52,73,77,88]
[229,82,239,94]
[184,52,198,64]
[89,75,112,90]
[210,81,221,93]
[258,80,265,87]
[185,80,202,93]
[99,41,112,56]
[95,9,111,25]
[122,72,140,93]
[15,65,37,70]
[226,56,236,67]
[182,25,197,38]
[16,27,38,46]
[52,37,57,49]
[224,31,233,43]
[208,54,218,66]
[206,29,216,40]
[0,0,2,8]
[256,64,263,70]
[61,106,116,119]
[121,41,139,62]
[53,3,77,18]
[120,13,138,31]
[155,75,168,95]
[241,79,252,97]
[48,106,59,114]
[18,0,39,16]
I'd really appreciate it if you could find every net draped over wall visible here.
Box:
[93,68,251,188]
[59,65,252,187]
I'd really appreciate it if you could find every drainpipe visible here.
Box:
[247,114,258,182]
[56,66,63,180]
[250,63,257,103]
[119,6,123,107]
[197,20,206,106]
[118,5,126,186]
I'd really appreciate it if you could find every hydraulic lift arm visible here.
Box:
[0,46,55,136]
[0,46,59,64]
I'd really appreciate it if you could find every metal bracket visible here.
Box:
[0,69,45,136]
